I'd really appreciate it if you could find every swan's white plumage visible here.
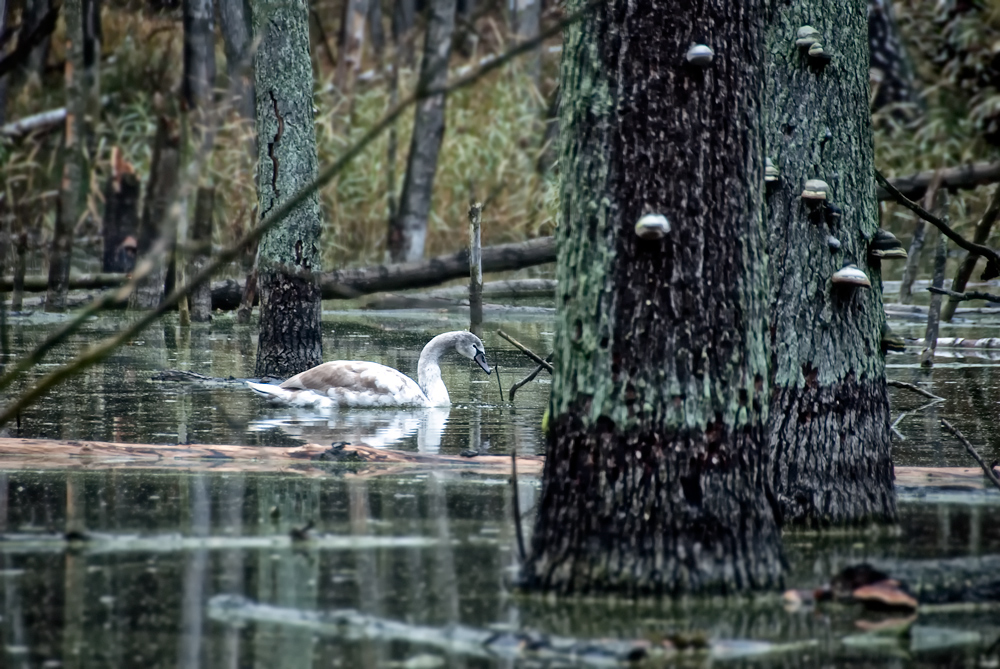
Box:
[247,331,489,409]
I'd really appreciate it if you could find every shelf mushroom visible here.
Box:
[881,323,906,354]
[831,263,871,289]
[795,25,821,48]
[685,44,714,67]
[801,179,830,201]
[765,158,780,184]
[635,213,671,240]
[868,229,908,259]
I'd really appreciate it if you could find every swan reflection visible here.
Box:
[247,407,451,453]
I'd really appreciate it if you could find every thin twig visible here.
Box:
[940,419,1000,492]
[928,286,1000,304]
[496,330,552,371]
[509,364,545,401]
[887,379,944,401]
[875,169,1000,280]
[0,6,598,429]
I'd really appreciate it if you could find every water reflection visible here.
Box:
[248,407,451,452]
[0,468,996,667]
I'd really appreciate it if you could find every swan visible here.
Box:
[246,331,490,408]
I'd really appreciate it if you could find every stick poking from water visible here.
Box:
[940,419,1000,492]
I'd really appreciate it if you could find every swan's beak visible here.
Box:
[474,351,491,375]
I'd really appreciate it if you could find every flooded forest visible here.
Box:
[1,0,1000,666]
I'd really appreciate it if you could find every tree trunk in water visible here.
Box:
[368,0,385,66]
[189,186,214,322]
[522,0,783,595]
[942,186,1000,321]
[868,0,919,115]
[130,117,181,309]
[218,0,256,149]
[387,0,456,263]
[101,148,139,273]
[251,0,323,377]
[920,193,949,367]
[81,0,101,148]
[765,0,896,527]
[335,0,369,94]
[45,0,87,313]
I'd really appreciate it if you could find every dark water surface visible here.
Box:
[0,309,998,667]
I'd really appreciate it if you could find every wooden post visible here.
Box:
[468,201,482,337]
[189,186,214,322]
[920,191,949,367]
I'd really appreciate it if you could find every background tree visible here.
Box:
[522,0,783,594]
[45,0,87,312]
[764,0,896,526]
[251,0,323,377]
[386,0,457,263]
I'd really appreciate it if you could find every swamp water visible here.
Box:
[0,309,998,667]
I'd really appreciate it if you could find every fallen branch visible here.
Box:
[928,286,1000,304]
[322,237,555,297]
[496,329,553,371]
[509,356,551,401]
[875,170,1000,280]
[887,379,944,401]
[877,161,1000,202]
[940,419,1000,492]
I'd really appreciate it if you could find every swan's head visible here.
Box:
[454,332,491,375]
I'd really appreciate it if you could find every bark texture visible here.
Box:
[765,0,895,526]
[251,0,323,377]
[45,0,86,312]
[522,0,782,595]
[387,0,456,262]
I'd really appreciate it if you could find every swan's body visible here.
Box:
[246,331,490,408]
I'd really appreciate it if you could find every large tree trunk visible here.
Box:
[386,0,456,262]
[251,0,323,377]
[522,0,782,594]
[764,0,896,527]
[45,0,87,312]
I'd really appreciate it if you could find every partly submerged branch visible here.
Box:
[940,419,1000,493]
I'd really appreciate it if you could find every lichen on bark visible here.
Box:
[252,0,323,377]
[522,0,783,595]
[764,0,896,527]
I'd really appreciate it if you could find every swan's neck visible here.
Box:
[416,333,457,406]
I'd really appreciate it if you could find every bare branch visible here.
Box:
[928,286,1000,304]
[887,379,944,401]
[875,169,1000,280]
[940,419,1000,492]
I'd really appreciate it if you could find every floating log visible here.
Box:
[0,438,993,491]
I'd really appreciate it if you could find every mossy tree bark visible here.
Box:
[45,0,87,312]
[251,0,323,377]
[764,0,896,527]
[522,0,783,595]
[387,0,456,262]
